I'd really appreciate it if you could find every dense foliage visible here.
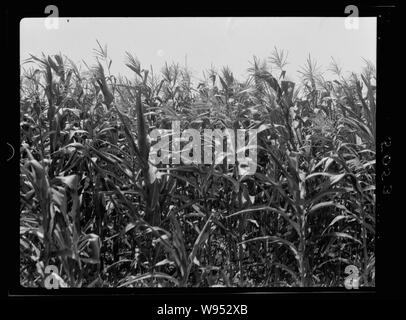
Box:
[20,44,376,287]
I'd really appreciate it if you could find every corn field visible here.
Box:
[20,44,376,288]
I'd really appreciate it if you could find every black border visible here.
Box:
[4,1,400,304]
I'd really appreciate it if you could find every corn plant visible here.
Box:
[20,44,375,288]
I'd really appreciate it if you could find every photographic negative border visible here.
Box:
[4,1,399,303]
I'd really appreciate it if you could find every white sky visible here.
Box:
[20,17,376,82]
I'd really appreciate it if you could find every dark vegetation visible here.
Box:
[20,44,376,287]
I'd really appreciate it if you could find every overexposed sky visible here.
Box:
[20,17,376,82]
